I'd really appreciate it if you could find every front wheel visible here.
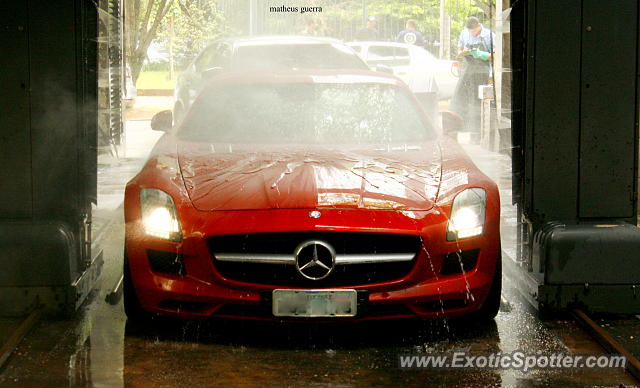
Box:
[473,250,502,321]
[123,249,153,321]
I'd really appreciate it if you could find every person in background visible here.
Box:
[300,17,318,36]
[315,18,328,36]
[396,19,425,46]
[450,16,495,142]
[355,16,379,41]
[456,16,495,58]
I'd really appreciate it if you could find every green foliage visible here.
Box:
[365,0,439,19]
[125,0,495,79]
[156,0,228,66]
[448,0,486,36]
[126,0,227,83]
[142,61,171,72]
[125,0,174,83]
[322,0,489,56]
[136,71,176,89]
[447,0,488,55]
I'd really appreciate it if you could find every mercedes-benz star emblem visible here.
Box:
[294,240,336,280]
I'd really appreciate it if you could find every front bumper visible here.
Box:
[125,206,500,321]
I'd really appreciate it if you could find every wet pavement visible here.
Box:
[0,319,23,348]
[1,244,635,387]
[596,316,640,361]
[0,107,637,387]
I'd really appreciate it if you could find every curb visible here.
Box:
[137,89,173,96]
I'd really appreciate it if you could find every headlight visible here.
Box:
[140,188,182,242]
[446,188,486,240]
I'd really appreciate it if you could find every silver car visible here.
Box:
[347,41,459,101]
[173,36,369,122]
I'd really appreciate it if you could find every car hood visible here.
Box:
[177,142,442,211]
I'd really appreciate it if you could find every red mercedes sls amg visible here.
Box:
[123,70,501,322]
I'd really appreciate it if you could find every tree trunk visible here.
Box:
[125,0,174,84]
[473,0,496,19]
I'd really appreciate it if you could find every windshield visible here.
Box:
[232,44,368,70]
[177,83,435,144]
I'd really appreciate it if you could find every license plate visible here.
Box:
[272,289,357,317]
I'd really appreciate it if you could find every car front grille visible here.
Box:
[208,232,420,287]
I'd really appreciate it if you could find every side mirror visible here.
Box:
[202,67,224,80]
[441,111,464,137]
[373,64,394,74]
[150,110,173,132]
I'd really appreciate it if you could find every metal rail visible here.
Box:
[0,309,41,371]
[573,309,640,382]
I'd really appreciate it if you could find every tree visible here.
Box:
[156,0,227,69]
[471,0,496,19]
[125,0,174,84]
[361,0,492,56]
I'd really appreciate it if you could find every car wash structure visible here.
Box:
[0,0,126,317]
[509,0,640,314]
[1,0,640,320]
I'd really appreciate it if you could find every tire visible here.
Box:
[123,249,153,321]
[473,249,502,321]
